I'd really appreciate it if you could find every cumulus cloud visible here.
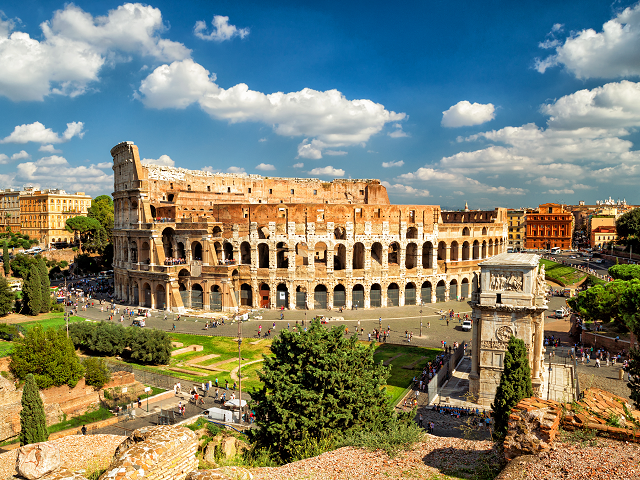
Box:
[1,121,84,144]
[255,163,275,171]
[14,155,112,192]
[308,166,345,177]
[325,150,347,156]
[0,3,190,101]
[194,15,249,41]
[381,181,429,197]
[138,59,405,158]
[39,144,62,154]
[388,123,409,138]
[441,101,495,128]
[546,188,575,195]
[141,154,174,167]
[382,160,404,168]
[292,162,304,168]
[536,3,640,78]
[227,166,245,174]
[10,150,30,161]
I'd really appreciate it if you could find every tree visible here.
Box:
[250,320,395,462]
[9,254,38,279]
[87,195,114,240]
[10,325,85,389]
[2,241,9,276]
[37,257,51,313]
[19,374,48,446]
[616,208,640,252]
[65,216,101,250]
[0,276,15,316]
[609,264,640,281]
[492,336,533,440]
[21,264,42,316]
[82,357,111,389]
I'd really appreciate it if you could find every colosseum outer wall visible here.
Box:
[111,141,508,312]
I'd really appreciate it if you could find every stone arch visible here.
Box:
[223,242,233,261]
[370,283,382,307]
[449,278,458,300]
[130,240,138,263]
[488,239,494,256]
[210,284,222,311]
[407,227,418,239]
[259,283,270,308]
[240,241,251,264]
[277,242,289,268]
[191,283,203,309]
[387,282,399,306]
[495,238,500,254]
[371,242,383,266]
[462,227,470,236]
[142,282,151,308]
[482,226,488,236]
[422,242,433,268]
[140,241,150,264]
[314,242,327,264]
[314,284,328,309]
[461,277,470,299]
[177,242,185,259]
[258,243,270,268]
[388,242,400,265]
[258,226,270,239]
[295,242,309,266]
[162,227,175,258]
[276,283,289,309]
[353,242,365,269]
[192,241,203,261]
[352,284,365,308]
[450,241,459,261]
[240,283,253,306]
[333,284,346,307]
[405,242,418,269]
[212,226,223,236]
[473,240,480,259]
[421,281,432,304]
[482,240,487,258]
[405,282,416,305]
[437,241,446,261]
[462,241,470,261]
[213,242,223,264]
[150,205,156,219]
[334,244,347,270]
[334,226,346,240]
[436,279,446,302]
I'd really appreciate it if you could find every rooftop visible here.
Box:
[479,252,540,267]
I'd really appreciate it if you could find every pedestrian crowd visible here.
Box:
[164,257,186,265]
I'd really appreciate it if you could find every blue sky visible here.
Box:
[2,0,640,209]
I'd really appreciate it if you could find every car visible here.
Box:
[462,320,472,331]
[570,255,577,258]
[593,259,603,264]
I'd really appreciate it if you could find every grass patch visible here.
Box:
[19,313,86,331]
[47,406,114,435]
[0,341,14,357]
[540,259,587,286]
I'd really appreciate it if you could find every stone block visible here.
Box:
[16,442,62,480]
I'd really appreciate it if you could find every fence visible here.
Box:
[106,360,193,391]
[426,344,465,404]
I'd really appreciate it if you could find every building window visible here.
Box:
[227,187,231,193]
[248,188,252,193]
[269,189,273,194]
[188,185,191,191]
[290,189,295,194]
[207,186,211,192]
[313,190,317,195]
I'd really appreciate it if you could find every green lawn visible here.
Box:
[47,406,114,435]
[19,313,86,331]
[540,259,587,286]
[0,341,14,357]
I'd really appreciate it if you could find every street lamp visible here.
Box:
[547,364,553,401]
[419,309,423,337]
[237,315,243,423]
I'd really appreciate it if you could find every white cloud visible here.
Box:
[227,166,245,174]
[308,166,345,177]
[258,138,267,142]
[325,150,347,156]
[381,181,429,197]
[39,144,62,153]
[14,155,112,193]
[546,189,575,195]
[95,162,111,169]
[138,59,405,158]
[441,101,495,128]
[1,121,84,144]
[536,3,640,78]
[0,154,8,165]
[255,163,275,171]
[141,154,175,167]
[10,150,30,161]
[194,15,249,42]
[292,162,304,168]
[0,3,190,101]
[388,123,409,138]
[382,160,404,168]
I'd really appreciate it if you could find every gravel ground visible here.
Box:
[577,370,631,401]
[0,434,125,480]
[251,436,501,480]
[526,438,640,480]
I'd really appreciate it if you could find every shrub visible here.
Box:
[82,357,111,389]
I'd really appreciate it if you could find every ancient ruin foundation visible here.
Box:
[111,141,509,312]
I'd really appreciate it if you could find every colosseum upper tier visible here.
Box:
[111,141,508,312]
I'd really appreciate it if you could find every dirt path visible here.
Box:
[230,359,264,382]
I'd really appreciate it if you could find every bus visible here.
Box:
[550,247,561,254]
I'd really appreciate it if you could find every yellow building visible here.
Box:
[591,226,617,248]
[507,209,527,251]
[19,187,92,246]
[0,189,24,233]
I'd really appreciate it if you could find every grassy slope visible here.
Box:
[540,258,587,286]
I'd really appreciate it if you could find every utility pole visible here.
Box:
[238,315,243,423]
[64,276,69,338]
[419,309,422,337]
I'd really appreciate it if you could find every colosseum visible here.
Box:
[111,141,508,312]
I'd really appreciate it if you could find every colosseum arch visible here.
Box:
[240,242,251,264]
[353,242,365,270]
[314,242,327,264]
[450,241,459,261]
[258,226,270,239]
[177,242,185,259]
[388,242,400,265]
[295,243,309,266]
[405,242,417,269]
[482,226,487,235]
[334,244,347,270]
[213,242,223,264]
[370,283,382,307]
[142,282,151,307]
[422,242,433,268]
[437,241,446,261]
[130,241,138,263]
[421,281,432,303]
[334,226,346,240]
[258,243,270,268]
[352,284,365,308]
[405,282,416,305]
[191,241,203,261]
[276,242,289,268]
[212,226,223,236]
[482,240,487,258]
[333,284,346,307]
[488,239,494,256]
[472,240,480,260]
[462,227,470,236]
[223,242,233,261]
[162,227,175,258]
[449,278,458,300]
[140,241,150,263]
[371,242,383,266]
[461,277,470,299]
[240,283,253,306]
[436,279,447,302]
[387,283,399,306]
[407,227,418,239]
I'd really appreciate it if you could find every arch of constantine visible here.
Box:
[111,141,509,312]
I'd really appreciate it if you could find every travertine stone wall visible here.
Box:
[111,141,509,312]
[99,425,198,480]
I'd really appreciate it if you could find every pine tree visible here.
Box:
[20,373,48,446]
[37,257,50,313]
[22,265,42,316]
[250,320,395,462]
[2,241,9,276]
[491,336,533,440]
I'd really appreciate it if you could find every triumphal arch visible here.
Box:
[468,253,549,404]
[111,141,509,312]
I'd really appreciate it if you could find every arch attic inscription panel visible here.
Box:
[468,253,548,405]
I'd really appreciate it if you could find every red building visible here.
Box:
[525,203,574,250]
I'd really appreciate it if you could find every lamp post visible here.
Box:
[420,309,423,337]
[547,362,553,401]
[237,315,243,423]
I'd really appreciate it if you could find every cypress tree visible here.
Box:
[491,336,533,440]
[2,241,9,276]
[20,373,48,446]
[37,257,50,313]
[22,265,42,316]
[0,276,15,316]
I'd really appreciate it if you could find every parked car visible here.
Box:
[462,320,472,331]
